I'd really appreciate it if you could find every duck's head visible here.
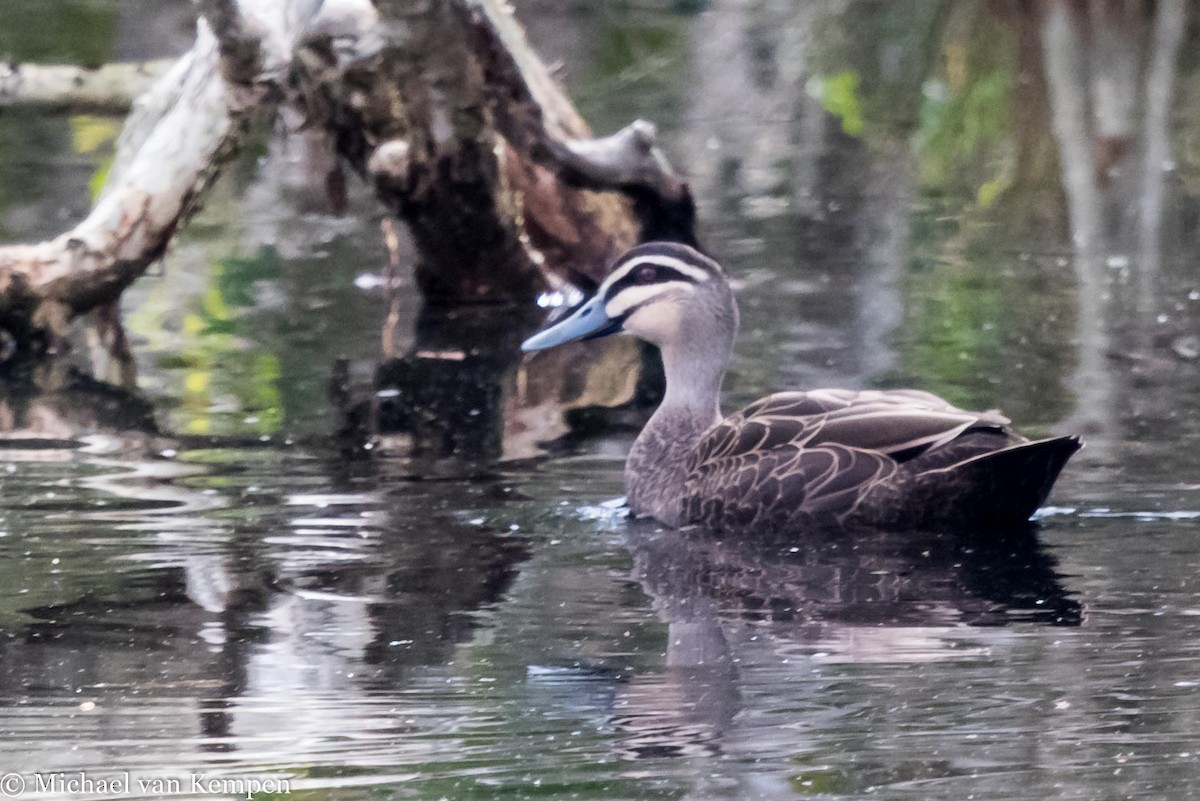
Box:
[521,242,737,353]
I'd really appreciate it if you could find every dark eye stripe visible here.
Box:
[603,264,697,303]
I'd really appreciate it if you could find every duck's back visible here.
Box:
[680,389,1079,533]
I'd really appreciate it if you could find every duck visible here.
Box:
[522,242,1081,533]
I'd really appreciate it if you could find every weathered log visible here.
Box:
[0,59,175,114]
[468,3,697,253]
[0,0,696,358]
[0,26,239,353]
[0,2,303,355]
[298,0,695,301]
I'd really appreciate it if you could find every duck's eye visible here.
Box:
[635,265,657,284]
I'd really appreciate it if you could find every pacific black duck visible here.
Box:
[522,242,1081,533]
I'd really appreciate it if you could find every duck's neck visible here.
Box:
[658,340,726,423]
[626,334,732,526]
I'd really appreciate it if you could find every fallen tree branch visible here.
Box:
[468,2,697,248]
[0,0,697,356]
[0,59,175,113]
[547,120,698,249]
[425,0,699,274]
[298,0,696,300]
[0,23,251,352]
[0,1,317,354]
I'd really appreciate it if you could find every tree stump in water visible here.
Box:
[0,0,696,353]
[0,0,695,459]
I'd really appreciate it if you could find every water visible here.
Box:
[2,1,1200,799]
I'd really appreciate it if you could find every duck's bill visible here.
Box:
[521,296,623,352]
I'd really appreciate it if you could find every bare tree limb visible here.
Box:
[0,2,313,353]
[0,24,241,350]
[0,59,174,113]
[468,0,696,246]
[297,0,695,301]
[0,0,697,356]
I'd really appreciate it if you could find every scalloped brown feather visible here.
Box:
[675,389,1078,533]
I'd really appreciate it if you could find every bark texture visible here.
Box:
[301,0,693,301]
[0,23,254,353]
[0,59,174,113]
[0,0,695,354]
[0,0,313,353]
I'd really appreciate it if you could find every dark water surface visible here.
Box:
[2,1,1200,799]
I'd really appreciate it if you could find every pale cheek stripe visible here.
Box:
[604,283,684,317]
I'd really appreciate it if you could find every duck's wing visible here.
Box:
[735,387,987,419]
[682,442,899,531]
[681,389,1015,531]
[692,389,1012,467]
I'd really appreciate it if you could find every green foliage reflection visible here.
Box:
[129,247,286,436]
[0,0,117,65]
[815,71,865,136]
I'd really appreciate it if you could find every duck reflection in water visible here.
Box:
[605,519,1079,761]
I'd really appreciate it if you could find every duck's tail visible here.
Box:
[919,435,1082,528]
